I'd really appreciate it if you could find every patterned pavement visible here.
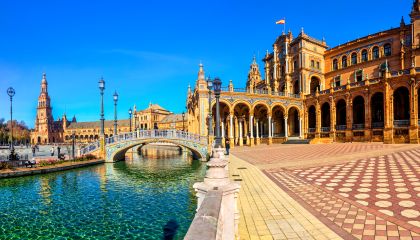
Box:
[232,143,420,239]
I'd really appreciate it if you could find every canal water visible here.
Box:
[0,145,205,239]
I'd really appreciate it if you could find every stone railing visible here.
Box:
[394,120,409,127]
[321,127,330,132]
[336,125,347,131]
[186,148,240,240]
[218,88,302,99]
[184,190,223,240]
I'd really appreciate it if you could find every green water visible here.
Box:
[0,146,205,239]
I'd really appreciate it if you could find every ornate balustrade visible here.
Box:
[372,122,384,129]
[321,127,330,132]
[394,120,410,127]
[308,128,316,133]
[352,124,365,130]
[336,125,347,131]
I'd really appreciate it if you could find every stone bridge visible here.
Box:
[79,130,208,162]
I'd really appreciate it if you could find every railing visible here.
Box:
[185,190,223,240]
[218,88,302,99]
[308,128,316,133]
[372,122,384,129]
[336,125,346,131]
[80,130,207,155]
[254,89,268,94]
[394,120,409,127]
[352,124,365,130]
[233,88,247,93]
[321,127,330,132]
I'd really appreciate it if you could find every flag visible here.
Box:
[276,19,285,24]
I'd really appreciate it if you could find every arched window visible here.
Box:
[384,43,391,56]
[372,46,379,60]
[342,56,347,68]
[351,53,357,65]
[361,50,368,62]
[333,59,338,70]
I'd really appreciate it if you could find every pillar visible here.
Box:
[315,102,321,139]
[229,114,235,149]
[268,115,272,145]
[256,119,260,145]
[284,116,288,139]
[345,99,353,142]
[364,94,372,141]
[239,119,243,146]
[221,121,225,147]
[234,117,239,145]
[410,80,418,143]
[299,116,303,139]
[383,81,393,143]
[249,114,254,146]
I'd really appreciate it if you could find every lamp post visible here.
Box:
[213,77,222,148]
[7,87,15,160]
[113,91,118,136]
[98,78,105,136]
[128,108,132,132]
[71,131,75,159]
[182,112,185,131]
[207,77,213,137]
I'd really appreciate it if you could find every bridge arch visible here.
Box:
[108,138,207,162]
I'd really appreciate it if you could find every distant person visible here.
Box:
[57,146,61,156]
[32,146,36,157]
[50,146,55,156]
[225,139,230,155]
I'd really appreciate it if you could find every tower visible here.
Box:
[411,0,420,67]
[246,56,262,93]
[34,73,55,143]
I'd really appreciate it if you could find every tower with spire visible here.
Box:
[246,56,262,93]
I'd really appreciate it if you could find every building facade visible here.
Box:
[187,1,420,146]
[158,113,188,131]
[132,103,172,130]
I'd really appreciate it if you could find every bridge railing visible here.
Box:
[80,130,207,156]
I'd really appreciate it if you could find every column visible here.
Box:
[268,115,272,145]
[221,121,225,147]
[272,121,275,137]
[284,116,288,139]
[234,117,239,145]
[410,81,418,143]
[239,119,243,146]
[229,114,235,148]
[256,119,260,145]
[249,114,254,146]
[299,117,303,139]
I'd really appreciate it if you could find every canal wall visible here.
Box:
[0,159,105,179]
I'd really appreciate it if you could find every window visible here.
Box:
[342,56,347,68]
[316,61,320,69]
[372,46,379,59]
[334,76,341,87]
[361,49,368,62]
[384,43,391,56]
[333,59,338,70]
[351,53,357,65]
[293,60,297,71]
[355,69,363,82]
[311,60,315,67]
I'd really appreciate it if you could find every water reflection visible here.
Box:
[0,145,204,239]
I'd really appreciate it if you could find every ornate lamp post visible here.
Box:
[71,131,75,159]
[213,77,222,148]
[98,77,105,136]
[207,77,213,137]
[182,112,185,131]
[113,91,118,136]
[128,108,132,132]
[7,87,16,160]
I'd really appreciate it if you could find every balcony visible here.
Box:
[394,120,409,127]
[371,122,384,129]
[352,124,365,130]
[335,125,346,131]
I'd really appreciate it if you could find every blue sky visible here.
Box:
[0,0,411,128]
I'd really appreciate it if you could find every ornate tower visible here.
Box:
[411,0,420,67]
[246,56,262,93]
[34,73,54,143]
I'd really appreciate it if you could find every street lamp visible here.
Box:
[113,91,118,136]
[207,77,213,137]
[213,77,222,148]
[128,108,132,132]
[7,87,16,160]
[98,77,105,136]
[182,112,185,131]
[71,131,75,159]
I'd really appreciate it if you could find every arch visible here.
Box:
[310,76,320,94]
[252,101,271,114]
[272,105,285,137]
[109,139,207,162]
[287,107,300,136]
[393,87,410,124]
[37,136,41,144]
[253,103,268,139]
[336,99,347,129]
[231,100,252,111]
[351,52,357,65]
[353,96,365,129]
[361,49,368,62]
[371,92,384,128]
[308,105,316,132]
[384,43,392,57]
[270,103,286,114]
[211,99,233,113]
[321,102,330,131]
[342,55,348,68]
[372,46,380,60]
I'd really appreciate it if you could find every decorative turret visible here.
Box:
[246,56,262,93]
[195,62,208,91]
[72,115,77,123]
